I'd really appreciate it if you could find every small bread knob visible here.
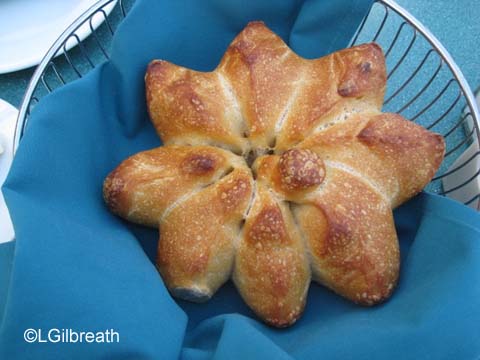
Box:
[278,149,325,191]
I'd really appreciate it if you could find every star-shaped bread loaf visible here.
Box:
[104,22,445,327]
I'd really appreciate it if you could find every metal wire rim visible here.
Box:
[13,0,120,153]
[12,0,480,210]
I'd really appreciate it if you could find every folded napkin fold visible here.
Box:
[2,0,480,359]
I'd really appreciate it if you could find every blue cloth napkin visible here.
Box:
[2,0,480,359]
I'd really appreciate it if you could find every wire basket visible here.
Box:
[14,0,480,210]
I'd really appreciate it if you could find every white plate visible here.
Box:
[0,99,16,244]
[0,0,116,74]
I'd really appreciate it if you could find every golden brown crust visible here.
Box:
[335,42,386,103]
[234,184,310,327]
[103,146,242,227]
[275,42,386,151]
[145,60,248,154]
[254,149,326,197]
[357,113,445,206]
[295,112,398,201]
[293,167,399,305]
[145,21,385,153]
[103,22,445,327]
[296,112,445,207]
[158,168,253,301]
[218,21,303,149]
[277,149,325,191]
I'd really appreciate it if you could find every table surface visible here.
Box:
[0,0,479,111]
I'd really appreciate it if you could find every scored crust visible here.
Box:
[105,21,445,327]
